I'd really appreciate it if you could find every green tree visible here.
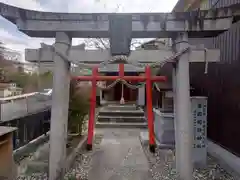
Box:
[7,71,28,87]
[68,79,90,135]
[5,71,38,92]
[17,66,24,73]
[39,71,53,89]
[0,68,5,82]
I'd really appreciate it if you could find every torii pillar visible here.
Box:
[49,32,72,180]
[174,32,193,180]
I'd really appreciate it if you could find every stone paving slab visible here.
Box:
[89,129,151,180]
[65,128,152,180]
[65,128,240,180]
[17,127,240,180]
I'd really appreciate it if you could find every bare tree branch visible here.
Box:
[84,38,109,50]
[86,2,144,50]
[84,38,143,50]
[97,38,110,49]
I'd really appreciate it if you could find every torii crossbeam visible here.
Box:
[0,2,239,38]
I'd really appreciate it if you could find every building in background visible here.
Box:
[0,58,19,74]
[0,82,22,97]
[0,83,12,97]
[23,62,38,74]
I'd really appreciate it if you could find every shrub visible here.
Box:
[68,80,91,135]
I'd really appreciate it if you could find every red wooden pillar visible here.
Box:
[86,67,98,150]
[145,66,155,153]
[119,63,124,78]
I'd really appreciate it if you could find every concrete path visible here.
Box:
[88,128,152,180]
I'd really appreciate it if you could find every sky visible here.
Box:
[0,0,178,61]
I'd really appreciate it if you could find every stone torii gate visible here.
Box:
[1,2,239,180]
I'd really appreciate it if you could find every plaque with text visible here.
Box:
[191,97,207,167]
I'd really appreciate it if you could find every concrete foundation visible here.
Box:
[153,108,175,145]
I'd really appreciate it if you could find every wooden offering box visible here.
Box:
[0,126,17,179]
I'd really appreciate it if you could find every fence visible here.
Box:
[0,93,51,150]
[189,20,240,156]
[0,92,38,102]
[0,109,51,150]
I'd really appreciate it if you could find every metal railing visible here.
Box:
[0,92,38,102]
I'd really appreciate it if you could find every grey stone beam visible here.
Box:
[25,48,220,64]
[0,2,239,38]
[94,64,145,73]
[39,63,145,73]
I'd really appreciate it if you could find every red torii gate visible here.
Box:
[73,64,167,153]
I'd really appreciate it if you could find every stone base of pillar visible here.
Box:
[149,144,156,153]
[86,144,92,151]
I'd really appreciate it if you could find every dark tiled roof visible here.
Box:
[0,83,10,89]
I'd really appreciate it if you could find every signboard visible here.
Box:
[109,15,132,56]
[191,96,207,167]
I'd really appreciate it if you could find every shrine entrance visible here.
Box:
[5,1,234,178]
[73,64,166,152]
[105,72,139,102]
[114,82,137,102]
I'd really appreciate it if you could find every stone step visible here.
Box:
[96,122,148,129]
[104,104,138,111]
[98,110,144,117]
[98,115,146,123]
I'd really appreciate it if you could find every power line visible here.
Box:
[210,0,221,10]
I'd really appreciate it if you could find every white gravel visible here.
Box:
[142,145,239,180]
[64,133,240,180]
[16,132,240,180]
[16,173,47,180]
[64,134,103,180]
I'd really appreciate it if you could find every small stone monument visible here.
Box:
[191,97,208,168]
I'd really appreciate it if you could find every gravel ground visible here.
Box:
[16,130,240,180]
[64,136,240,180]
[142,145,239,180]
[64,134,103,180]
[15,113,96,180]
[16,173,48,180]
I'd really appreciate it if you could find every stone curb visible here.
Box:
[65,135,88,173]
[139,131,175,149]
[95,122,148,129]
[14,132,50,163]
[207,140,240,178]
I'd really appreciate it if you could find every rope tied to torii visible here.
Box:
[96,79,161,92]
[94,50,190,90]
[96,79,146,90]
[40,42,208,90]
[40,42,191,69]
